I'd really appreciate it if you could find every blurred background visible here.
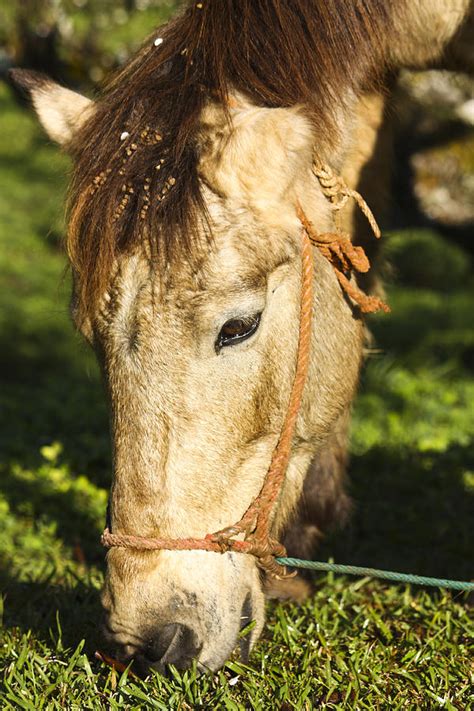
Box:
[0,0,176,84]
[0,0,472,649]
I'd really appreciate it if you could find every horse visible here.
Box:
[12,0,473,676]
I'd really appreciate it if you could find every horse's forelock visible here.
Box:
[67,0,393,324]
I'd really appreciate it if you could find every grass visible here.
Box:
[0,81,473,709]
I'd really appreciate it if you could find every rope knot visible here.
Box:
[245,537,296,579]
[297,162,390,315]
[313,162,350,210]
[207,525,248,554]
[208,520,295,579]
[313,161,381,239]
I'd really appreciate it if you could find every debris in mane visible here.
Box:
[68,0,393,322]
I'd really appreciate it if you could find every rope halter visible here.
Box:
[101,162,389,578]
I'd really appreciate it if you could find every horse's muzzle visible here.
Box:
[102,590,256,677]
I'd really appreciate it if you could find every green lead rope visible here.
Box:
[276,558,474,592]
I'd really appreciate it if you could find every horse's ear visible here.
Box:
[9,69,93,146]
[199,101,315,215]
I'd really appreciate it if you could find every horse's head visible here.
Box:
[17,72,364,674]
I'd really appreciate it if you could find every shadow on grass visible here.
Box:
[0,302,110,487]
[0,568,104,656]
[320,442,474,583]
[369,286,474,367]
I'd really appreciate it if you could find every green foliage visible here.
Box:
[353,363,474,455]
[1,1,179,86]
[384,229,470,291]
[0,444,107,580]
[0,83,473,707]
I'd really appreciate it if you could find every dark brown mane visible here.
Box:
[68,0,393,321]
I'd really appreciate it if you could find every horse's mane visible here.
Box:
[68,0,392,321]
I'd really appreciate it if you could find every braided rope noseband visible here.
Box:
[101,162,389,578]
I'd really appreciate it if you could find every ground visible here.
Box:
[0,76,473,709]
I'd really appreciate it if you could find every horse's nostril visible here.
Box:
[145,623,201,669]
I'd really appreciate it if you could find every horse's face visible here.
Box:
[94,218,303,672]
[22,79,364,673]
[89,116,319,667]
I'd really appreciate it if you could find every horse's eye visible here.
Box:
[216,313,261,352]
